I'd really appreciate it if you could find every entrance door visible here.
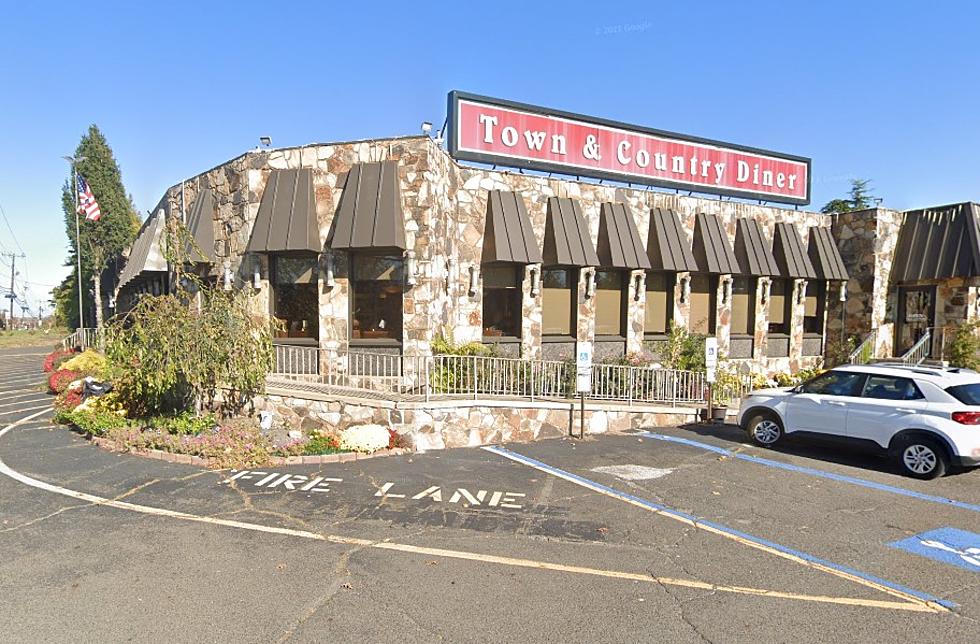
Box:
[895,286,935,356]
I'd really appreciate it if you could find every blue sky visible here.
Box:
[1,1,978,316]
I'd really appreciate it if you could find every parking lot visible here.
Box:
[2,348,979,643]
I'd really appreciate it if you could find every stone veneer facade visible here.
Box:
[827,207,980,361]
[135,135,843,377]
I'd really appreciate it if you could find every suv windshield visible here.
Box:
[945,383,980,405]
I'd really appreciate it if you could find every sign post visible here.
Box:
[704,338,718,423]
[576,342,592,439]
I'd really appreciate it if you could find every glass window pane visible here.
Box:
[351,255,403,340]
[804,280,825,334]
[483,265,522,338]
[689,274,714,335]
[731,277,754,335]
[354,256,403,281]
[273,284,319,339]
[274,256,316,284]
[543,268,574,336]
[595,270,624,336]
[483,265,521,288]
[862,375,923,401]
[768,279,789,333]
[801,371,866,396]
[644,272,671,334]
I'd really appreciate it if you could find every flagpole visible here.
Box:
[63,155,87,330]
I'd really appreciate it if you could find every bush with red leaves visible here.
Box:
[48,369,82,394]
[43,349,76,373]
[54,389,83,411]
[388,428,407,449]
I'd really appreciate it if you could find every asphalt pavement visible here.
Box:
[1,346,979,643]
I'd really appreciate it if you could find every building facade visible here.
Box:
[116,135,857,377]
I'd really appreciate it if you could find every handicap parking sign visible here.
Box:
[889,527,980,572]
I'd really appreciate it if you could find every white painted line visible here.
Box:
[0,391,49,404]
[591,465,673,481]
[0,352,51,357]
[0,396,49,410]
[0,403,52,417]
[0,413,936,613]
[483,445,952,613]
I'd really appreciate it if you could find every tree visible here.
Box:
[58,125,139,330]
[821,179,877,215]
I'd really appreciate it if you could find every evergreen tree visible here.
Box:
[821,179,877,215]
[56,125,139,329]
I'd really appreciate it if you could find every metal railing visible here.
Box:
[848,329,878,365]
[269,345,753,407]
[61,327,102,351]
[270,345,428,396]
[900,329,932,366]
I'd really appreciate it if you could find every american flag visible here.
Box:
[76,173,102,222]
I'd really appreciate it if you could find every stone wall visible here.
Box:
[257,388,702,451]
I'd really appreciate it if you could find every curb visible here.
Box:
[85,433,410,468]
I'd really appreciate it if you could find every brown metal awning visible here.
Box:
[646,207,698,272]
[734,218,779,276]
[773,222,817,279]
[328,160,406,251]
[892,203,980,283]
[693,213,740,274]
[542,197,600,267]
[807,226,848,281]
[482,190,542,264]
[184,188,216,264]
[118,207,168,289]
[246,168,320,254]
[596,203,651,270]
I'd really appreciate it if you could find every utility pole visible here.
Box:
[63,155,87,329]
[2,251,25,328]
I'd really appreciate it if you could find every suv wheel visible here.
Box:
[895,436,948,480]
[747,414,783,447]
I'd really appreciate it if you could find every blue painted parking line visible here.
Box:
[639,431,980,514]
[483,445,957,609]
[889,528,980,572]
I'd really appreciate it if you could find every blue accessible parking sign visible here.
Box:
[889,527,980,572]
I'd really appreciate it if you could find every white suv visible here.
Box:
[737,363,980,479]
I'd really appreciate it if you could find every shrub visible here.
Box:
[78,392,128,417]
[59,408,130,436]
[658,323,706,371]
[340,425,390,453]
[103,287,272,417]
[61,349,107,377]
[54,389,84,411]
[43,349,76,373]
[145,412,216,435]
[48,369,82,394]
[304,432,343,455]
[946,320,980,370]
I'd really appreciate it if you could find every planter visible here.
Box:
[700,406,729,423]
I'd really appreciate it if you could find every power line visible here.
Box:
[0,199,25,255]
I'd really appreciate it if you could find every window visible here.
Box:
[804,280,825,334]
[595,270,626,336]
[731,277,755,335]
[482,265,522,339]
[689,274,716,335]
[271,255,318,342]
[800,371,866,396]
[644,272,673,335]
[542,268,576,336]
[947,384,980,405]
[768,279,791,334]
[351,255,403,341]
[861,375,923,401]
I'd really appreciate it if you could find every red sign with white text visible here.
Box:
[448,92,810,205]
